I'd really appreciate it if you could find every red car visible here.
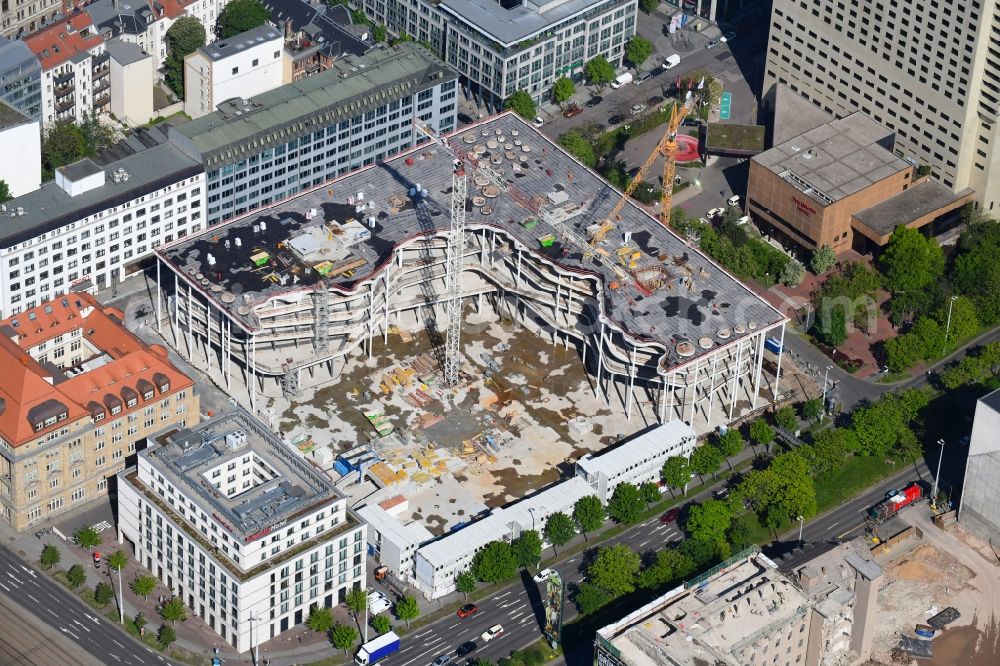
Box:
[562,105,583,118]
[457,604,479,619]
[660,508,680,525]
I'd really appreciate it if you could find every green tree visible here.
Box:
[726,512,757,551]
[638,548,694,590]
[801,398,824,422]
[552,77,575,106]
[736,469,781,513]
[661,455,692,496]
[472,541,518,584]
[67,564,86,589]
[456,569,476,601]
[107,550,127,572]
[810,245,837,274]
[371,614,392,636]
[164,16,206,97]
[639,481,661,506]
[953,218,1000,323]
[134,612,148,633]
[816,304,848,347]
[345,587,367,627]
[158,624,176,648]
[690,443,723,480]
[639,0,659,12]
[216,0,269,39]
[307,606,334,634]
[0,180,11,204]
[768,452,817,520]
[73,526,102,551]
[504,90,537,120]
[624,35,653,70]
[679,537,721,567]
[40,544,61,570]
[780,259,806,287]
[42,121,89,178]
[131,575,157,601]
[879,225,945,294]
[774,406,798,432]
[94,582,115,608]
[511,530,543,569]
[607,482,644,524]
[748,419,775,448]
[393,594,420,628]
[558,130,597,167]
[80,112,115,154]
[685,499,731,546]
[544,511,575,554]
[763,504,785,536]
[801,428,857,475]
[587,544,641,596]
[372,24,387,42]
[716,429,744,465]
[572,495,605,539]
[574,581,611,614]
[159,597,187,626]
[584,55,616,90]
[331,623,358,654]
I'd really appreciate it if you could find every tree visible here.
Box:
[661,456,692,496]
[801,428,857,475]
[345,587,367,627]
[801,398,824,422]
[639,548,694,590]
[504,90,536,121]
[107,550,127,573]
[639,481,661,506]
[131,575,157,601]
[679,537,721,567]
[690,443,723,480]
[552,77,575,106]
[73,526,102,551]
[749,418,775,448]
[587,544,641,596]
[774,406,798,433]
[607,482,644,524]
[511,530,543,569]
[953,218,1000,324]
[67,564,86,589]
[0,180,10,204]
[159,596,187,627]
[558,131,596,167]
[456,570,476,601]
[331,623,358,654]
[164,16,206,97]
[810,245,837,274]
[371,614,392,636]
[584,56,615,91]
[94,582,115,608]
[574,581,611,614]
[471,541,518,584]
[816,304,848,347]
[372,24,387,42]
[134,612,148,633]
[544,511,575,554]
[393,594,419,628]
[716,429,744,465]
[40,544,61,570]
[572,495,605,539]
[624,35,653,70]
[685,499,731,546]
[42,121,89,178]
[158,624,176,648]
[726,512,756,551]
[763,504,785,536]
[639,0,659,12]
[768,452,817,520]
[216,0,269,39]
[780,259,806,287]
[307,606,335,634]
[879,225,945,294]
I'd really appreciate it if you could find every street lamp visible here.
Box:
[821,365,833,411]
[943,295,959,354]
[249,614,261,666]
[797,515,804,545]
[932,439,946,509]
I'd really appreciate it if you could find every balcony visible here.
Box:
[54,71,74,85]
[54,81,75,97]
[92,63,110,78]
[54,98,75,113]
[93,92,110,108]
[93,78,110,94]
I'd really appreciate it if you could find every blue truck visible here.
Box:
[355,631,401,665]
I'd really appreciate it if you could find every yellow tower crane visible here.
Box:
[590,101,693,246]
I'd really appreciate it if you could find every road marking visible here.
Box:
[20,565,36,578]
[638,540,650,548]
[413,629,435,638]
[72,619,91,633]
[0,581,9,592]
[495,590,511,599]
[60,627,79,640]
[448,622,459,629]
[828,521,839,529]
[399,645,414,653]
[113,639,125,648]
[47,609,58,617]
[27,593,38,603]
[109,654,121,662]
[566,558,577,563]
[48,593,59,601]
[508,611,525,621]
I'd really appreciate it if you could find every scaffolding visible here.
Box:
[313,281,330,352]
[281,359,300,399]
[444,165,467,388]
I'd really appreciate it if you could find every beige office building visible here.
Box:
[763,0,1000,213]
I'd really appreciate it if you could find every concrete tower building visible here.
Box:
[762,0,1000,212]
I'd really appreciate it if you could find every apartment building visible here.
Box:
[86,0,174,73]
[763,0,1000,213]
[106,39,155,125]
[0,101,41,197]
[0,293,198,531]
[117,411,366,652]
[360,0,637,107]
[25,14,110,125]
[0,0,62,39]
[258,0,369,83]
[0,35,42,120]
[184,24,284,119]
[169,41,458,225]
[0,134,205,316]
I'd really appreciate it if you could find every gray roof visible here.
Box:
[441,0,605,46]
[170,42,456,167]
[259,0,369,58]
[752,112,909,206]
[86,0,156,36]
[0,99,31,130]
[104,38,149,66]
[981,388,1000,415]
[770,83,834,146]
[199,24,282,61]
[0,34,40,73]
[852,180,974,238]
[159,113,783,371]
[57,158,102,180]
[0,142,202,249]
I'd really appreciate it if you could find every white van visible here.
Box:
[611,72,634,89]
[663,54,681,70]
[727,194,741,207]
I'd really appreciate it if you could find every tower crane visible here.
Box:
[590,100,694,246]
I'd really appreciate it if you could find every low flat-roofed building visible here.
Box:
[356,502,433,584]
[117,410,366,652]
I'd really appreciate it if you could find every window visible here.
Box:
[232,66,239,75]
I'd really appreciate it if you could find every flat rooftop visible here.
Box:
[600,552,809,666]
[145,411,338,541]
[0,99,30,130]
[753,111,910,206]
[200,24,281,61]
[852,180,974,238]
[158,113,781,371]
[441,0,621,46]
[769,83,834,146]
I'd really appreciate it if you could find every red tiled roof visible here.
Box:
[0,294,194,447]
[24,14,103,70]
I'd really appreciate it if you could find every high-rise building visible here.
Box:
[762,0,1000,213]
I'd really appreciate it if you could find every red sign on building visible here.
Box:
[792,196,818,216]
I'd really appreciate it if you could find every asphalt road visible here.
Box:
[0,545,176,666]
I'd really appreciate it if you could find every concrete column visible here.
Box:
[186,283,193,357]
[706,352,720,428]
[728,339,744,420]
[772,323,786,402]
[751,331,766,410]
[626,344,637,420]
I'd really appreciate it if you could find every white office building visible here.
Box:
[357,501,433,584]
[117,411,367,653]
[0,101,41,197]
[576,421,697,504]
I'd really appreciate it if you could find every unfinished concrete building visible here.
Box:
[153,112,786,432]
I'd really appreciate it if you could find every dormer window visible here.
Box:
[111,405,121,415]
[94,412,105,421]
[127,399,137,408]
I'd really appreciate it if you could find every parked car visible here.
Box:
[682,118,702,127]
[660,508,680,525]
[562,104,583,118]
[727,194,741,207]
[432,655,452,666]
[481,624,505,642]
[705,39,721,49]
[456,642,478,657]
[630,104,647,116]
[635,72,654,84]
[713,488,730,500]
[533,117,544,127]
[586,96,603,108]
[646,95,665,106]
[662,53,681,70]
[368,590,391,615]
[707,207,725,218]
[721,31,737,42]
[608,114,625,125]
[533,568,557,583]
[457,604,479,619]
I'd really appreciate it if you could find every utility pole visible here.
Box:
[932,439,946,509]
[797,515,804,545]
[943,295,959,354]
